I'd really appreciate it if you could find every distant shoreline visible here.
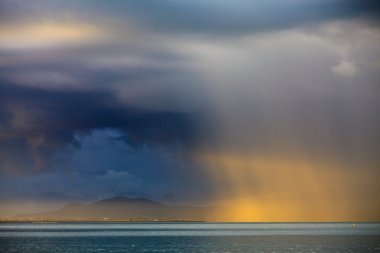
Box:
[1,220,379,224]
[0,219,206,223]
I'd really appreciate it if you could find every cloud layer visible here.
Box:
[0,0,379,219]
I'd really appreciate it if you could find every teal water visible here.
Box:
[1,222,380,252]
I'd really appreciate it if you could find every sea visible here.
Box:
[0,222,380,253]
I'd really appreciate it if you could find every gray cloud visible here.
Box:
[0,0,379,206]
[1,0,379,34]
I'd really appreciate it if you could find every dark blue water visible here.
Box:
[1,223,380,252]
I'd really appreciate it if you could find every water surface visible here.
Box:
[1,222,380,252]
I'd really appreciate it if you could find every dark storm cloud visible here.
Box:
[0,81,198,174]
[0,129,215,202]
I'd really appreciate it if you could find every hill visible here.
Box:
[0,191,81,217]
[14,196,212,221]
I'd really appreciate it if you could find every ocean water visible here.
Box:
[1,222,380,253]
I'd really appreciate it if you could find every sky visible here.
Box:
[0,0,379,221]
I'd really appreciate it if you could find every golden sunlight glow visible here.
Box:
[0,23,100,49]
[197,151,380,222]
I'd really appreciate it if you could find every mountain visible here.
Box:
[16,196,213,221]
[0,191,84,218]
